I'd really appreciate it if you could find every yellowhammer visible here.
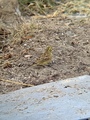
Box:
[33,46,52,66]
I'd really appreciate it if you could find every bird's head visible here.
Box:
[46,46,52,53]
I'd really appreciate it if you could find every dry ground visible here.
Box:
[0,14,90,94]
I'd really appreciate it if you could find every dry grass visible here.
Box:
[1,0,90,47]
[59,0,90,16]
[18,0,59,15]
[18,0,90,18]
[6,0,90,46]
[10,21,38,45]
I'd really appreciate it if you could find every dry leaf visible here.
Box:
[21,35,34,40]
[3,53,12,60]
[3,61,12,68]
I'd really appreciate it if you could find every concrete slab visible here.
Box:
[0,75,90,120]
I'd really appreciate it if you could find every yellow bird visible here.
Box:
[33,46,52,66]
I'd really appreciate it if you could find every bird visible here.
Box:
[33,46,52,66]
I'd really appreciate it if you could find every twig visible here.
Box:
[0,78,34,87]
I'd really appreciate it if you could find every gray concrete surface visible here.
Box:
[0,75,90,120]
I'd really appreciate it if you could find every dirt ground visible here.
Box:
[0,14,90,94]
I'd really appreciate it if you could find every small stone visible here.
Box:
[24,55,32,58]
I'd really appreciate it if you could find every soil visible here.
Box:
[0,14,90,94]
